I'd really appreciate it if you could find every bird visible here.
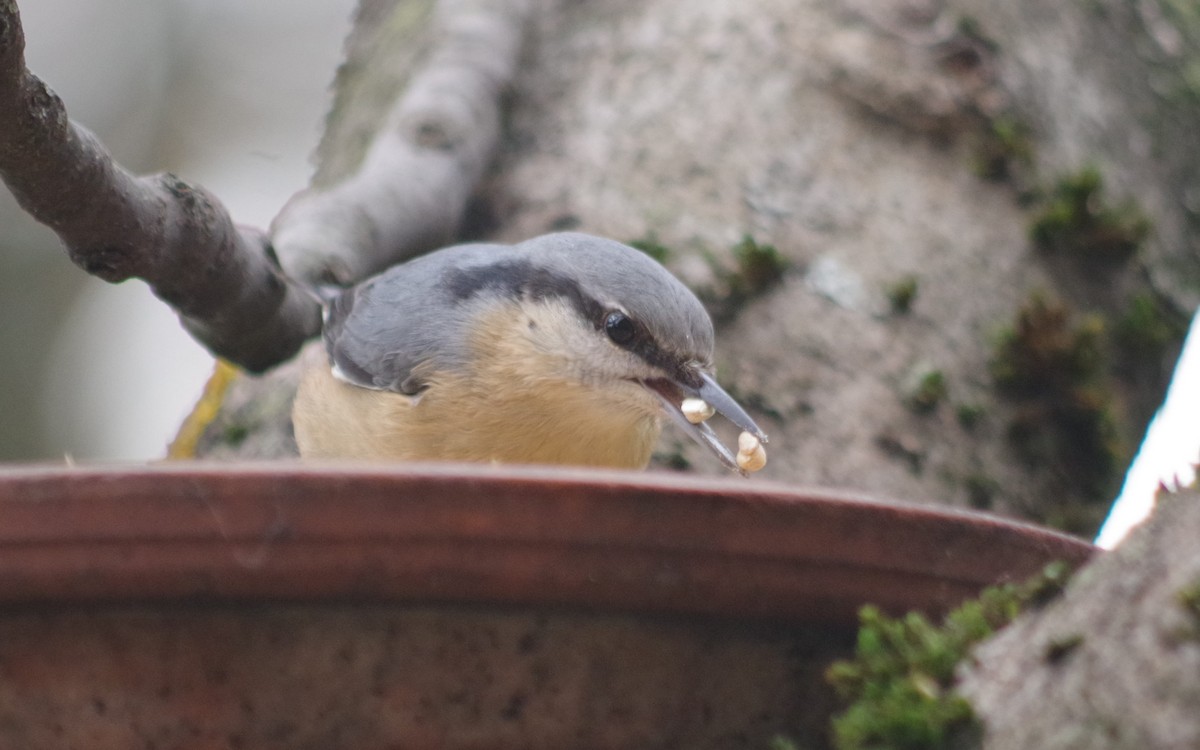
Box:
[292,232,767,473]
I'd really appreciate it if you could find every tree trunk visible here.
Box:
[198,0,1194,540]
[960,488,1200,749]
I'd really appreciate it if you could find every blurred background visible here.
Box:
[0,0,1194,545]
[0,0,355,460]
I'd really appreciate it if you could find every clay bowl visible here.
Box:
[0,463,1095,749]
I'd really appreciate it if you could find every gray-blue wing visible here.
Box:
[321,242,514,395]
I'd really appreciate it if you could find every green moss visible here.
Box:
[1178,580,1200,620]
[990,294,1124,524]
[628,233,672,264]
[955,403,986,431]
[1004,388,1122,480]
[827,563,1072,750]
[963,473,998,509]
[827,606,980,750]
[954,16,997,51]
[730,234,788,296]
[998,317,1101,393]
[991,295,1104,397]
[1023,560,1073,607]
[1043,633,1085,664]
[907,370,948,414]
[222,423,250,448]
[1029,166,1150,266]
[973,115,1034,183]
[1114,292,1187,360]
[887,276,919,315]
[702,234,790,323]
[626,233,788,324]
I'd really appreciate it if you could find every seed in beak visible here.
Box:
[736,431,767,472]
[681,397,716,424]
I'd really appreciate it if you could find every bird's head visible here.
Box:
[457,233,768,473]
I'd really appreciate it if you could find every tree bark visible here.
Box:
[271,0,532,288]
[960,488,1200,749]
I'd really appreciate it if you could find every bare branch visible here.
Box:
[0,0,320,372]
[270,0,532,287]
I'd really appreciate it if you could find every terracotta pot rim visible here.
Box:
[0,462,1096,624]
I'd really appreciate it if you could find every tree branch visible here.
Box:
[0,0,320,373]
[270,0,533,287]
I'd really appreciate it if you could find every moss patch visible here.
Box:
[1043,632,1085,664]
[1179,580,1200,620]
[628,232,672,264]
[906,369,948,414]
[973,115,1034,185]
[887,276,919,315]
[955,403,986,431]
[1114,291,1188,361]
[701,234,791,323]
[1029,166,1150,266]
[990,293,1124,531]
[769,736,806,750]
[991,294,1105,396]
[827,605,982,750]
[729,234,788,297]
[826,562,1071,750]
[963,473,999,509]
[629,233,789,324]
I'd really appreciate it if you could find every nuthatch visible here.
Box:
[293,232,768,473]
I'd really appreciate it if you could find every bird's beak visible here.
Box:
[643,371,768,476]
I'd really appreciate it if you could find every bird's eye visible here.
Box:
[604,311,636,346]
